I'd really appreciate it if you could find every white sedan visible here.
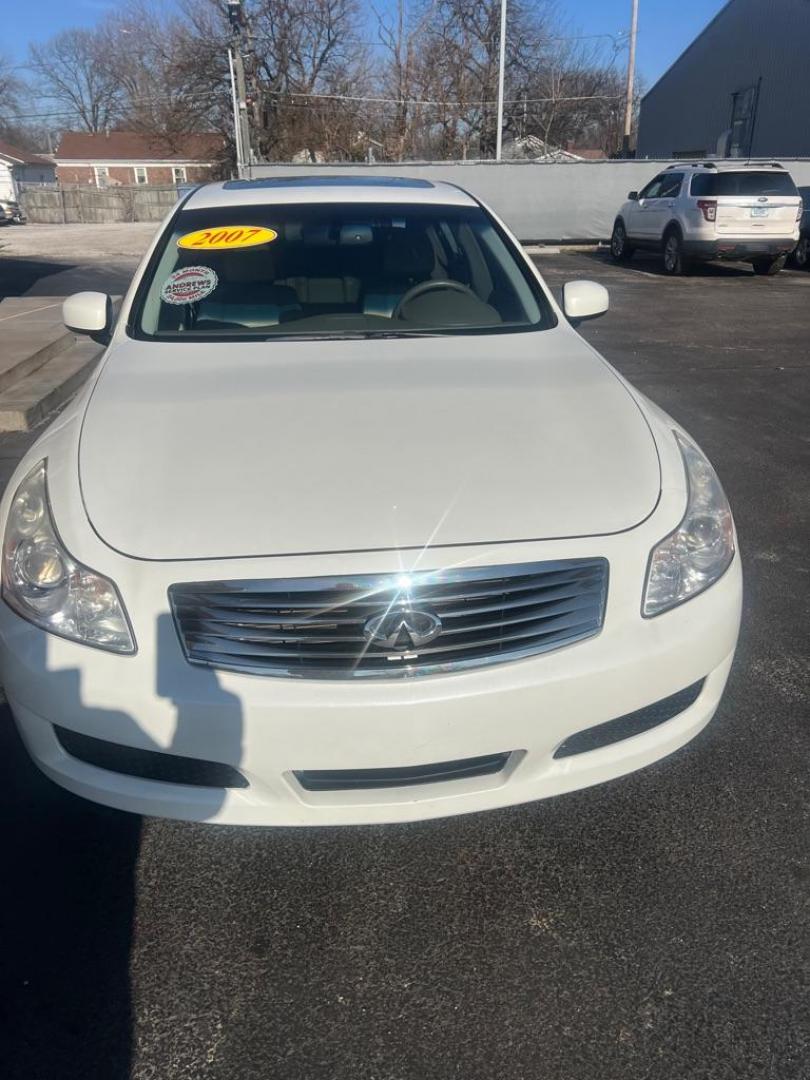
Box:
[0,177,741,825]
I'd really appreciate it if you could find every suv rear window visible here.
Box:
[690,171,798,197]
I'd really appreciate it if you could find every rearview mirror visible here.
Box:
[63,292,113,345]
[628,190,639,200]
[563,280,609,323]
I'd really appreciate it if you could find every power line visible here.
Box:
[7,92,225,122]
[256,89,627,107]
[7,87,627,124]
[343,30,628,49]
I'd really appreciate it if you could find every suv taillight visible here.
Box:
[697,199,717,222]
[797,203,804,222]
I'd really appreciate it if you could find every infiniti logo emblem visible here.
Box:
[363,608,442,651]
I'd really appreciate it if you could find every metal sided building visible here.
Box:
[637,0,810,159]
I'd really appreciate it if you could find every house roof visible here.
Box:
[0,138,54,167]
[55,130,224,163]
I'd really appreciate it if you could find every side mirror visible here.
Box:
[628,190,639,200]
[563,280,609,324]
[63,291,113,345]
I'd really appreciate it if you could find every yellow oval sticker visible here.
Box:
[177,226,278,251]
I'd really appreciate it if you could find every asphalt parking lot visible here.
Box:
[1,236,809,1080]
[0,222,155,297]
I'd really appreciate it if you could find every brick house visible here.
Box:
[54,130,225,188]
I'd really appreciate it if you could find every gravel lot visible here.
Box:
[1,239,809,1080]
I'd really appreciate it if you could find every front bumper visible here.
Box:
[683,237,796,261]
[0,538,742,825]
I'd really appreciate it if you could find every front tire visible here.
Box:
[662,230,690,275]
[751,254,787,276]
[610,220,634,261]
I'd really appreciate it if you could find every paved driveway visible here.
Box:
[1,251,809,1080]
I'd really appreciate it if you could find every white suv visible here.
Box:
[611,161,802,276]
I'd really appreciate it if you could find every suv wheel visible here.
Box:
[611,221,634,261]
[662,230,690,275]
[752,254,787,276]
[791,235,809,270]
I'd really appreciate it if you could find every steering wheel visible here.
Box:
[393,279,480,320]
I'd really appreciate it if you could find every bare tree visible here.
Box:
[179,0,244,164]
[412,0,556,158]
[28,29,123,132]
[513,31,626,154]
[20,0,633,165]
[100,2,229,149]
[0,56,45,150]
[373,1,442,161]
[245,0,369,160]
[0,54,23,125]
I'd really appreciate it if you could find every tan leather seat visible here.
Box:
[278,276,361,305]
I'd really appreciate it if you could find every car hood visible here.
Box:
[79,331,660,561]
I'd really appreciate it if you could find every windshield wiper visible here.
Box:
[359,330,452,339]
[261,332,370,341]
[262,329,454,342]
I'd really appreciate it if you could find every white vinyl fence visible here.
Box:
[245,159,810,242]
[19,161,809,238]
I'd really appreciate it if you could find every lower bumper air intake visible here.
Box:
[295,751,514,792]
[553,680,706,758]
[54,726,249,789]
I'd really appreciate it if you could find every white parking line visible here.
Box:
[623,268,666,279]
[0,302,62,323]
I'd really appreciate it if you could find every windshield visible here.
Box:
[132,201,554,340]
[690,171,799,197]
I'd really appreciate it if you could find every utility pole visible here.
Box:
[227,0,252,174]
[622,0,639,157]
[495,0,507,160]
[228,49,244,170]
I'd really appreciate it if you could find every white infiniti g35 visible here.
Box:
[0,177,741,825]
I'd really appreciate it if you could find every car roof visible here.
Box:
[184,176,479,210]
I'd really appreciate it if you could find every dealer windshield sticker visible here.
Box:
[177,226,278,250]
[160,265,218,305]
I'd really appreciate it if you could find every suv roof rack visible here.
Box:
[674,159,786,171]
[667,161,717,170]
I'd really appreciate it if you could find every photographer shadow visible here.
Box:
[0,611,243,1079]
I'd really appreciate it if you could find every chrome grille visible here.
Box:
[169,558,608,680]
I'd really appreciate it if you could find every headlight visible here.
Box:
[2,461,135,653]
[643,433,735,617]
